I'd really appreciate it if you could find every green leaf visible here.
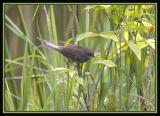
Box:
[5,15,25,36]
[76,32,99,42]
[94,60,117,67]
[124,6,134,16]
[116,41,128,54]
[84,5,96,10]
[136,39,148,49]
[84,5,112,10]
[65,38,74,45]
[101,28,136,36]
[141,19,155,33]
[146,39,155,50]
[128,41,141,61]
[32,5,40,23]
[100,32,119,42]
[136,34,148,49]
[75,77,84,86]
[124,31,129,41]
[69,71,77,77]
[50,67,70,72]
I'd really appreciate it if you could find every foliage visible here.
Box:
[4,4,156,112]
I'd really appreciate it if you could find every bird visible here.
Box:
[36,37,95,63]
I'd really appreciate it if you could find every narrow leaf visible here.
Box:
[76,32,98,42]
[128,41,141,61]
[94,60,117,67]
[50,67,70,72]
[100,32,119,42]
[75,77,84,86]
[32,5,40,23]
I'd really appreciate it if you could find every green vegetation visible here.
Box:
[4,4,156,112]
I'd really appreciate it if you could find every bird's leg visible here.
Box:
[77,63,82,77]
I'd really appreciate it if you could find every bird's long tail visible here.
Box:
[36,37,60,51]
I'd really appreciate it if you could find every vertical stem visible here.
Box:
[76,62,89,111]
[63,6,67,41]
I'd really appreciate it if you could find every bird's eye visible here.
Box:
[88,53,93,56]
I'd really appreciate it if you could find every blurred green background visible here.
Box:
[4,4,156,112]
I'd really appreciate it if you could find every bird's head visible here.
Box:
[83,47,95,58]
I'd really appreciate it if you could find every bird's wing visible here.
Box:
[60,45,84,62]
